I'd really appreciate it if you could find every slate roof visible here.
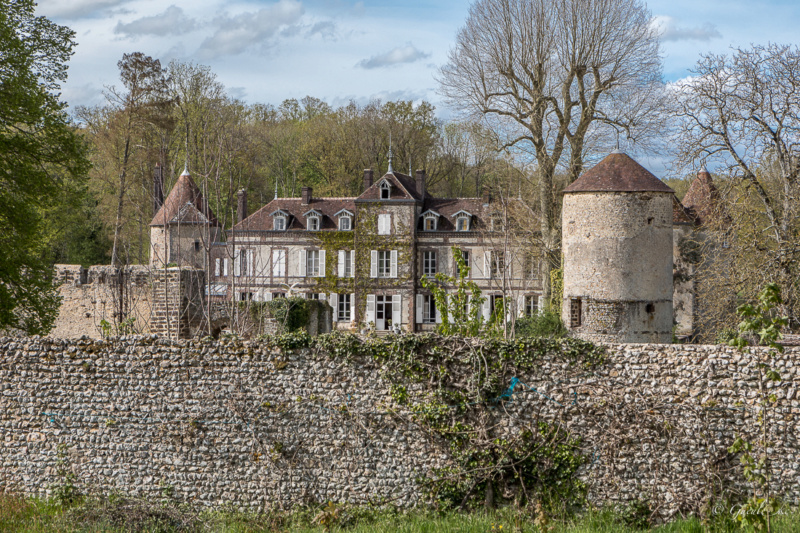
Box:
[232,197,356,232]
[563,151,674,194]
[357,171,423,201]
[150,170,220,227]
[419,198,487,231]
[682,169,722,226]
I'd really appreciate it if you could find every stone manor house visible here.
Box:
[143,150,720,341]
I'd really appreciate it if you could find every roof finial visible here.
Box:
[181,162,189,176]
[274,180,278,200]
[387,132,394,173]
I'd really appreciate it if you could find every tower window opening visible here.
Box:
[645,303,655,314]
[570,298,582,327]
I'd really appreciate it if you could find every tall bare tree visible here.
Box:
[438,0,664,302]
[673,44,800,331]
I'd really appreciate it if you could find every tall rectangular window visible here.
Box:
[492,252,505,279]
[215,258,221,276]
[338,293,351,321]
[422,251,437,276]
[524,253,538,279]
[378,214,391,235]
[344,251,352,277]
[455,249,470,276]
[378,250,391,277]
[422,294,437,323]
[272,249,286,277]
[525,295,539,316]
[307,250,320,277]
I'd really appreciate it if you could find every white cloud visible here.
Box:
[36,0,131,19]
[357,44,430,69]
[307,21,337,40]
[651,15,721,42]
[114,6,196,37]
[197,0,305,59]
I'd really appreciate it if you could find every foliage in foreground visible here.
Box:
[4,492,800,532]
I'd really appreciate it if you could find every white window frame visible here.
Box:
[422,250,437,276]
[306,250,323,277]
[272,249,286,277]
[215,257,221,276]
[337,293,351,321]
[456,216,470,231]
[339,216,351,231]
[422,294,437,324]
[274,216,286,231]
[423,215,437,231]
[307,216,320,231]
[377,250,391,278]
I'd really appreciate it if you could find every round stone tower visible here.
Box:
[561,151,674,343]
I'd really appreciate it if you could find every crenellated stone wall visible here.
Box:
[1,335,799,518]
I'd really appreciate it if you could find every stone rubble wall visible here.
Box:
[1,336,799,516]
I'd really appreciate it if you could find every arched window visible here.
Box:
[307,216,320,231]
[274,216,286,231]
[380,181,391,199]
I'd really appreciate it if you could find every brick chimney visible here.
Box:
[237,189,247,223]
[363,169,374,191]
[482,186,491,205]
[301,186,312,205]
[415,169,426,200]
[153,163,164,214]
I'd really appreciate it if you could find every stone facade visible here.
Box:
[2,335,800,518]
[562,153,675,343]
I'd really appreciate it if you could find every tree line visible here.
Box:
[2,0,799,337]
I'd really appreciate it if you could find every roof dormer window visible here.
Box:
[380,180,391,199]
[270,209,289,231]
[421,210,440,231]
[335,209,354,231]
[454,210,472,232]
[303,209,322,231]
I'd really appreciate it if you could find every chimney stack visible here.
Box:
[237,189,248,223]
[415,169,426,200]
[153,163,164,214]
[301,186,312,205]
[482,186,491,205]
[363,169,374,191]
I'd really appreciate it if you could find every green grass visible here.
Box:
[3,493,800,533]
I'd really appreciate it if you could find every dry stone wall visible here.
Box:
[1,335,800,518]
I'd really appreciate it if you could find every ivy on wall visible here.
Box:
[259,330,605,512]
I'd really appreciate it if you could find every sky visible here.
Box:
[34,0,800,176]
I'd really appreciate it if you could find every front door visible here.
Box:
[375,295,393,330]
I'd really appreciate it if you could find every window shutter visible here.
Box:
[538,295,545,315]
[435,294,444,324]
[518,295,525,317]
[390,250,398,278]
[215,258,221,276]
[392,295,401,326]
[299,250,307,277]
[366,294,376,324]
[223,258,229,277]
[338,250,345,277]
[319,250,326,277]
[319,293,327,303]
[234,251,241,276]
[330,293,338,321]
[264,292,273,302]
[370,250,378,278]
[247,250,254,277]
[350,250,355,277]
[482,295,491,321]
[416,294,423,324]
[279,250,286,277]
[351,293,356,320]
[484,251,491,279]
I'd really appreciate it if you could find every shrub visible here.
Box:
[515,310,567,339]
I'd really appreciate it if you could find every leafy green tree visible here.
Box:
[0,0,90,334]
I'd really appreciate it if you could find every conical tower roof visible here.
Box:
[563,151,674,193]
[681,168,722,226]
[150,168,219,226]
